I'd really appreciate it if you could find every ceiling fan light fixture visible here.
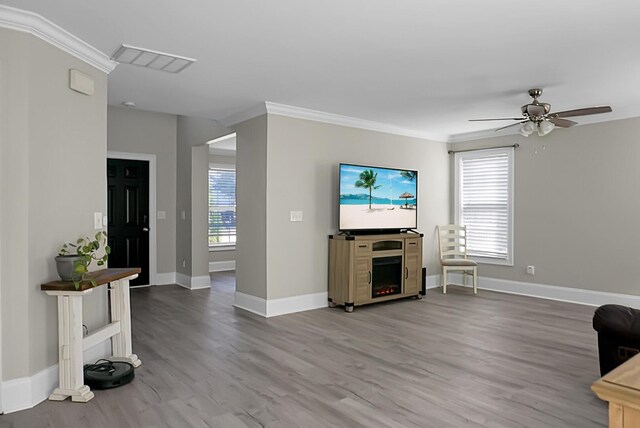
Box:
[537,120,555,136]
[519,121,535,137]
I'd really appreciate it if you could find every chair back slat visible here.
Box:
[437,224,469,261]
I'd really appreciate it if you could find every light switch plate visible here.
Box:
[157,211,166,220]
[290,211,303,222]
[94,212,103,229]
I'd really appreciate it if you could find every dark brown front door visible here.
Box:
[107,158,150,286]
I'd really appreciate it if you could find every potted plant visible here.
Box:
[56,231,110,289]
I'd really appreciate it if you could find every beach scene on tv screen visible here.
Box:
[340,164,417,230]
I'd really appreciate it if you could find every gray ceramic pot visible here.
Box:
[55,255,83,281]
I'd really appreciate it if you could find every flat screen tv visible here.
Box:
[339,163,417,232]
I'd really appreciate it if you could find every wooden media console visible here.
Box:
[328,233,423,312]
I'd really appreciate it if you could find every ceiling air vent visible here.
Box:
[111,44,196,73]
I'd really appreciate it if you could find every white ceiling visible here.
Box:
[5,0,640,141]
[208,135,236,155]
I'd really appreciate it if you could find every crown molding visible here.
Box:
[0,5,117,74]
[264,102,447,142]
[447,127,519,143]
[220,101,447,142]
[219,103,268,127]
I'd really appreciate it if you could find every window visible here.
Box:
[454,147,513,265]
[208,167,236,246]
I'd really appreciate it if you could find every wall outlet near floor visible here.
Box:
[290,210,303,222]
[526,265,535,275]
[182,259,186,268]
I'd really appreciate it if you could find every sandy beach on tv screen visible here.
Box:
[340,204,416,229]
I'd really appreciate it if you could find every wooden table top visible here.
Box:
[602,354,640,391]
[592,354,640,408]
[41,268,141,291]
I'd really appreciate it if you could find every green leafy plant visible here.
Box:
[58,231,110,289]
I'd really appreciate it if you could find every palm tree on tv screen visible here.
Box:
[355,169,382,209]
[401,170,417,181]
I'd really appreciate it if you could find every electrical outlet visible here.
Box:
[182,259,186,268]
[526,265,535,275]
[290,211,303,222]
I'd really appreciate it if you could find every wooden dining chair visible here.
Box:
[436,225,478,294]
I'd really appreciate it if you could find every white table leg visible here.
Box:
[110,277,141,367]
[49,294,94,402]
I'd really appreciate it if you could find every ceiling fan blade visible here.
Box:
[469,118,526,122]
[550,106,612,118]
[495,121,528,132]
[548,118,578,128]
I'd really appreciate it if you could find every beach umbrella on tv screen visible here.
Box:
[399,192,414,208]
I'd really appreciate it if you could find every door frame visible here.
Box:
[107,151,157,286]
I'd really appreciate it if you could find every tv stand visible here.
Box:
[328,233,423,312]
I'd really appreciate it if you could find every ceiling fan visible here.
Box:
[469,89,612,137]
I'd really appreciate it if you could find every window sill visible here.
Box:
[209,245,236,252]
[470,256,513,267]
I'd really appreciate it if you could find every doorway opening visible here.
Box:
[206,134,237,286]
[107,152,157,287]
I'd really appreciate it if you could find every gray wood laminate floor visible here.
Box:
[1,272,607,427]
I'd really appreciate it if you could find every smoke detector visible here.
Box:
[111,44,196,73]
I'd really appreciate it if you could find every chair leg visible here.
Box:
[442,267,447,294]
[473,267,478,295]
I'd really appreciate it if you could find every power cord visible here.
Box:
[84,359,117,375]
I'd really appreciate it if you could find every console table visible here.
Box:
[41,268,141,403]
[592,353,640,427]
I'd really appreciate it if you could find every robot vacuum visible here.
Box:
[84,359,135,389]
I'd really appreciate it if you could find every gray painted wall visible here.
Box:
[266,115,450,300]
[192,145,209,279]
[107,106,177,277]
[449,117,640,295]
[1,29,108,379]
[176,116,231,279]
[235,115,268,299]
[233,113,449,301]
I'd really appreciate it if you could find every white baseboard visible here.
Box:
[1,341,110,414]
[233,291,267,316]
[233,291,328,318]
[175,273,211,290]
[438,273,640,308]
[156,272,176,285]
[425,274,441,290]
[191,275,211,289]
[267,292,328,317]
[209,261,236,272]
[479,276,640,308]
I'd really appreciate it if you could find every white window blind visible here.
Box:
[455,147,513,265]
[208,168,236,246]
